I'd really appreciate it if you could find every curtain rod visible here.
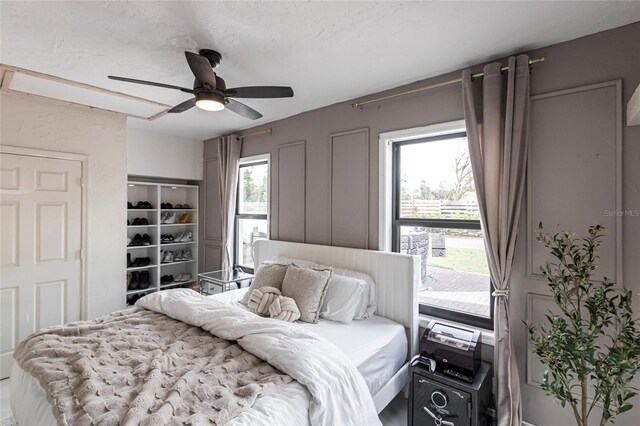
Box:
[236,128,272,140]
[352,57,545,108]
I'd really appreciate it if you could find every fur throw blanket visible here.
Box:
[13,308,292,426]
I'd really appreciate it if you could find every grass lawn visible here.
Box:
[429,247,490,275]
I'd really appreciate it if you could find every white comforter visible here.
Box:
[137,289,381,426]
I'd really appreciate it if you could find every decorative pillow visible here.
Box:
[281,264,332,323]
[320,275,367,324]
[241,262,289,305]
[269,296,301,322]
[247,286,282,316]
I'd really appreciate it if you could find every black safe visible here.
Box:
[409,357,492,426]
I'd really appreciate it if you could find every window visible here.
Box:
[235,157,269,272]
[391,130,493,329]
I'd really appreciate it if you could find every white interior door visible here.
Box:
[0,153,83,379]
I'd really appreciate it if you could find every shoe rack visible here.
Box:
[126,181,199,307]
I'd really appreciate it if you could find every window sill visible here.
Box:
[419,314,495,347]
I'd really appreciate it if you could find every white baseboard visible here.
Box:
[523,421,536,426]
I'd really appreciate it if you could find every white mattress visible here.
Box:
[213,288,407,395]
[11,288,407,425]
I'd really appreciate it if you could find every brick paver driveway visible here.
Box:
[418,266,491,317]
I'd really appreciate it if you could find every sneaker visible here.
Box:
[160,212,168,223]
[129,234,143,246]
[182,250,192,261]
[177,273,192,282]
[179,231,193,242]
[164,213,177,224]
[174,250,184,261]
[174,231,185,242]
[160,250,171,263]
[142,234,151,246]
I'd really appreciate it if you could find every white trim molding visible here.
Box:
[377,120,466,251]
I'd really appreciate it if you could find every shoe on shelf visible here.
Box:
[160,212,168,223]
[178,213,190,224]
[182,250,192,261]
[179,231,193,242]
[160,275,174,285]
[177,273,192,282]
[128,201,133,209]
[127,253,133,268]
[164,213,177,224]
[129,271,140,290]
[129,234,143,246]
[174,231,185,242]
[161,250,174,263]
[174,250,184,261]
[161,202,174,209]
[140,218,150,225]
[132,218,141,226]
[127,219,130,226]
[142,234,151,246]
[139,271,150,289]
[182,203,191,209]
[127,273,132,290]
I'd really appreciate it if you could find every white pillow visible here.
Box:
[313,264,377,320]
[320,275,367,324]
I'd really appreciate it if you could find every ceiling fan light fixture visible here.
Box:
[195,92,225,111]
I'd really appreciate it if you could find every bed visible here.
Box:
[11,240,419,425]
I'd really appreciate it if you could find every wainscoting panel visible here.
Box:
[527,80,622,282]
[330,128,369,249]
[203,244,222,272]
[277,141,306,242]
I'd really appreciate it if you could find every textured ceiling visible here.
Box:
[2,1,639,140]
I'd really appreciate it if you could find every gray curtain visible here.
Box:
[462,54,530,426]
[217,134,242,271]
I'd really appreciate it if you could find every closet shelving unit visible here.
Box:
[126,181,199,307]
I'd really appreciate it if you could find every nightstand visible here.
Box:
[198,269,253,295]
[408,357,493,426]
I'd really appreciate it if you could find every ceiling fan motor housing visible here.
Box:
[198,49,222,68]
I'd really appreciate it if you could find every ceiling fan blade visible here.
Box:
[185,51,217,90]
[108,76,193,93]
[226,86,294,98]
[225,99,263,120]
[167,98,196,113]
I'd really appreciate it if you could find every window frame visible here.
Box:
[234,157,270,273]
[391,131,494,330]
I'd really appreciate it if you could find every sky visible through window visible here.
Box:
[400,136,470,194]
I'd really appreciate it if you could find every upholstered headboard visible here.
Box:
[254,240,419,357]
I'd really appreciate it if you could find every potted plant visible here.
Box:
[526,223,640,426]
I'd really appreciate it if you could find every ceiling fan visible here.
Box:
[108,49,293,120]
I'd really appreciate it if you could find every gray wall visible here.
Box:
[203,23,640,425]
